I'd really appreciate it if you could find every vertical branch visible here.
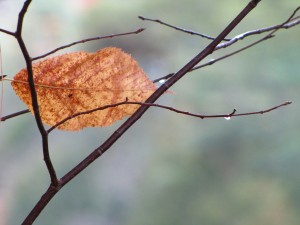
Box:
[16,0,32,35]
[15,0,58,186]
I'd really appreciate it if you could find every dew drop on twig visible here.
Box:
[158,79,166,84]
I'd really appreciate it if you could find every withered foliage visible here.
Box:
[12,47,157,130]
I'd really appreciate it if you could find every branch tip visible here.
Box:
[229,109,237,116]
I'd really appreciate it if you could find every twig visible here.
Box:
[191,34,274,71]
[47,100,291,133]
[14,0,58,188]
[216,8,300,50]
[15,0,32,36]
[153,34,274,83]
[138,16,231,41]
[154,6,300,83]
[139,9,300,51]
[0,28,15,36]
[0,109,30,121]
[32,28,145,60]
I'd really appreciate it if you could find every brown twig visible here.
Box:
[216,7,300,50]
[139,8,300,51]
[14,0,59,188]
[47,100,291,133]
[153,6,300,83]
[32,28,145,60]
[0,28,15,36]
[0,109,30,121]
[138,16,231,41]
[191,35,275,71]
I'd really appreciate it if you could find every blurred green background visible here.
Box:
[0,0,299,224]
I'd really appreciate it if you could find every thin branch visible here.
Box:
[216,19,300,50]
[229,101,292,117]
[0,109,30,122]
[153,34,274,83]
[15,0,32,36]
[139,8,300,51]
[47,101,130,133]
[0,28,15,36]
[14,0,58,188]
[138,16,231,41]
[191,34,274,71]
[47,100,291,133]
[154,6,300,83]
[216,8,300,50]
[32,28,145,60]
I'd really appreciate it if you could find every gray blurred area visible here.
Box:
[0,0,299,224]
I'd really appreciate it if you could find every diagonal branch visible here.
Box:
[154,6,300,83]
[60,0,262,186]
[0,28,15,36]
[32,28,145,60]
[140,7,300,51]
[22,1,262,224]
[216,6,300,50]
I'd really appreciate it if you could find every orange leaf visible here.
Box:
[12,47,157,131]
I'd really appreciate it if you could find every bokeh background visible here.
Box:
[0,0,299,224]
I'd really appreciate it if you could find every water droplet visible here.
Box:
[159,79,166,84]
[224,116,231,121]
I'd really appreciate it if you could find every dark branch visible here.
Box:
[138,16,231,41]
[14,0,58,189]
[0,109,30,122]
[229,101,292,117]
[191,34,274,72]
[32,28,145,60]
[16,0,32,36]
[154,6,300,83]
[0,75,7,81]
[216,7,300,50]
[59,0,261,188]
[152,73,174,83]
[0,28,15,36]
[48,100,291,133]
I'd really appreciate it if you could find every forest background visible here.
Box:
[0,0,299,224]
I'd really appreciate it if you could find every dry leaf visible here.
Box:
[12,47,157,130]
